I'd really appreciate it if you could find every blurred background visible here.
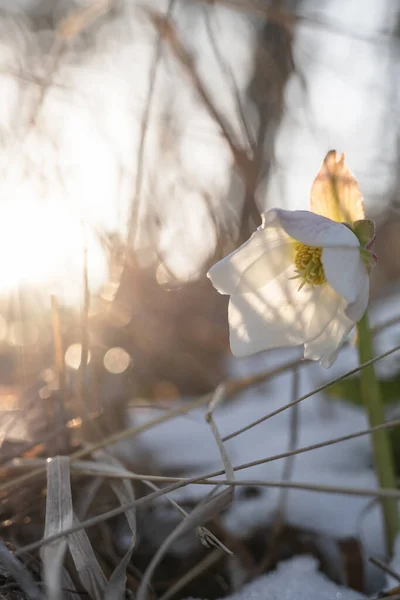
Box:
[0,0,399,459]
[1,0,400,595]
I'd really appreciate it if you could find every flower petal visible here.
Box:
[345,273,370,322]
[310,150,365,225]
[274,208,360,248]
[321,247,367,304]
[304,297,354,368]
[207,212,292,295]
[228,291,303,356]
[228,269,340,357]
[236,241,294,294]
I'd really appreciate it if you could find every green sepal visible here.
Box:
[352,219,375,248]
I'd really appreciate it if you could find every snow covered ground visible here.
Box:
[211,555,366,600]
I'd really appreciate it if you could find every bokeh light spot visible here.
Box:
[103,347,131,374]
[65,343,91,370]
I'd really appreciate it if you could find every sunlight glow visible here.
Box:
[0,194,108,306]
[8,321,39,346]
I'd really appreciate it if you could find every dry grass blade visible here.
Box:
[93,453,136,598]
[0,541,42,600]
[68,513,107,599]
[41,456,73,600]
[41,456,107,599]
[203,384,235,549]
[75,477,105,521]
[205,385,235,485]
[137,489,231,600]
[63,502,108,596]
[94,452,137,542]
[104,546,135,600]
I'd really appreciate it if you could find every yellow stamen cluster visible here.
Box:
[292,242,326,290]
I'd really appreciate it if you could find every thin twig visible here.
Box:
[133,466,232,555]
[369,556,400,583]
[11,406,400,481]
[249,366,298,577]
[280,366,300,510]
[147,9,254,180]
[51,296,66,395]
[205,385,236,483]
[202,6,255,152]
[222,342,400,442]
[126,0,176,248]
[78,225,90,418]
[14,477,400,559]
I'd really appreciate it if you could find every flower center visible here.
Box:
[291,243,326,290]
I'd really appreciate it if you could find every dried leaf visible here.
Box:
[41,456,73,600]
[310,150,365,225]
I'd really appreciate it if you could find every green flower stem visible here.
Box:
[357,311,399,555]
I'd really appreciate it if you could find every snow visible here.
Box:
[222,556,363,600]
[211,556,366,600]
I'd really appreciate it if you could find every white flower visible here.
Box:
[207,208,372,368]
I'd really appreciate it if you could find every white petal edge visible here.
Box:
[207,212,292,295]
[321,247,365,304]
[272,208,360,248]
[304,297,355,368]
